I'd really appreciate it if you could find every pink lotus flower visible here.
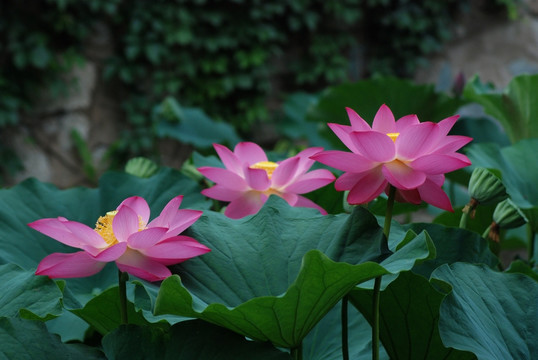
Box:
[312,104,472,211]
[29,196,210,282]
[198,142,335,219]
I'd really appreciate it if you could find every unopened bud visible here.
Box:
[468,168,507,205]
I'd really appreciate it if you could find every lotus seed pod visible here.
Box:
[493,199,527,229]
[468,167,508,205]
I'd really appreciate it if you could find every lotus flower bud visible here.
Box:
[487,199,528,242]
[468,168,508,205]
[125,157,159,178]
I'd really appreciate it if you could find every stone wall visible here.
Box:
[6,1,538,188]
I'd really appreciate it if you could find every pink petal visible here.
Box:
[292,195,328,215]
[394,188,422,205]
[347,168,387,204]
[127,227,168,250]
[234,142,267,165]
[272,156,300,188]
[141,236,211,265]
[350,131,396,162]
[371,104,396,133]
[202,185,244,201]
[113,206,140,243]
[417,179,453,212]
[345,107,371,131]
[244,166,271,191]
[167,209,203,235]
[197,167,248,190]
[429,174,445,187]
[335,171,366,191]
[93,242,127,261]
[437,115,459,136]
[292,147,322,175]
[432,135,473,154]
[148,195,183,228]
[214,143,241,173]
[327,123,359,153]
[395,114,420,132]
[61,221,108,252]
[224,192,265,219]
[36,251,106,278]
[28,218,105,250]
[116,248,171,281]
[396,122,441,160]
[284,169,335,194]
[382,160,426,190]
[311,150,378,173]
[117,196,150,226]
[410,154,471,174]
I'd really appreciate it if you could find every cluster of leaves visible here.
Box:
[0,167,536,359]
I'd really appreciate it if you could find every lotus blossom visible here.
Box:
[198,142,335,219]
[29,196,210,282]
[312,104,472,211]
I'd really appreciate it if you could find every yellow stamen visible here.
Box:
[387,132,400,142]
[94,209,146,246]
[95,210,118,245]
[250,161,278,179]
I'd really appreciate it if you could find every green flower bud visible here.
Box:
[468,167,508,205]
[493,199,527,229]
[487,199,528,243]
[125,157,159,178]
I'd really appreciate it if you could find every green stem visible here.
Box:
[372,186,396,360]
[118,270,129,325]
[459,210,470,229]
[341,295,349,360]
[290,343,302,360]
[528,225,535,264]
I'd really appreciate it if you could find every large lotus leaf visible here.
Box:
[306,77,464,150]
[463,74,538,142]
[155,250,389,349]
[0,263,63,321]
[171,196,387,306]
[0,317,105,359]
[155,97,241,149]
[407,223,498,278]
[350,271,475,360]
[152,197,435,349]
[102,320,290,360]
[432,263,538,360]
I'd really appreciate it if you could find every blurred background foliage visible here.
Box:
[0,0,489,176]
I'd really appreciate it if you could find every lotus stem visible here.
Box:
[118,270,129,325]
[341,295,349,360]
[291,343,302,360]
[373,185,396,360]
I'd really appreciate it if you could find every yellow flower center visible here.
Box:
[95,210,119,246]
[250,161,278,179]
[386,132,399,142]
[94,210,145,246]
